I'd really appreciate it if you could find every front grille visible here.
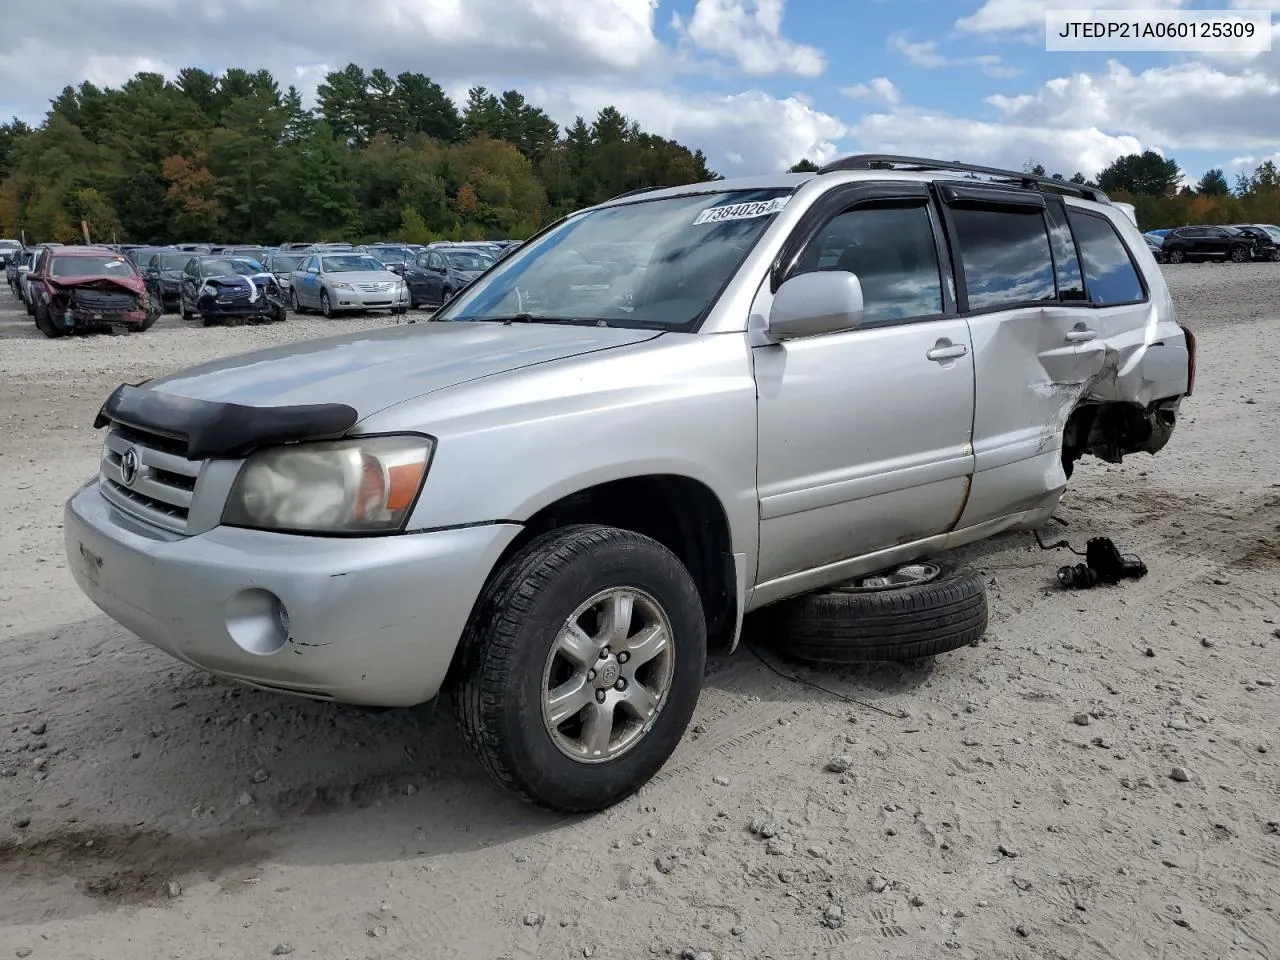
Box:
[357,282,393,292]
[72,288,140,312]
[99,423,204,534]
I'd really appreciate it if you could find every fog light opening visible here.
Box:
[225,588,291,656]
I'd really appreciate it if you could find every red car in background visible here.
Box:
[28,246,159,338]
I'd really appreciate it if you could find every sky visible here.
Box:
[2,0,1279,186]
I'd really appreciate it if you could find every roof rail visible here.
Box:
[817,154,1111,205]
[607,185,666,202]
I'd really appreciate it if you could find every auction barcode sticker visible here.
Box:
[692,196,790,225]
[1046,9,1272,52]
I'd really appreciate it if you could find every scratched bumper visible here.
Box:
[63,478,520,706]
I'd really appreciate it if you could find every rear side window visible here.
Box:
[950,207,1056,311]
[1044,205,1086,301]
[1066,210,1145,306]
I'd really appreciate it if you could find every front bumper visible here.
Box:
[195,293,284,317]
[329,285,410,310]
[64,480,521,706]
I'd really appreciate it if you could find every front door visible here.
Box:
[752,185,977,588]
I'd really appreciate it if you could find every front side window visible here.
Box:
[435,188,794,331]
[1066,210,1145,306]
[950,206,1056,311]
[791,204,944,325]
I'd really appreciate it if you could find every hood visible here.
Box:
[204,272,275,287]
[146,322,663,419]
[47,274,145,294]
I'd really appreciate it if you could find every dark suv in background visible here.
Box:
[1160,224,1273,263]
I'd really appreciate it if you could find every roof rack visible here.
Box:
[607,185,666,202]
[817,154,1111,205]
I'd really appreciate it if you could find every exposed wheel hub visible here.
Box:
[594,658,621,689]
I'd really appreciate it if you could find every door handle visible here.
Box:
[926,341,968,362]
[1065,328,1097,342]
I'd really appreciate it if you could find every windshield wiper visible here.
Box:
[454,314,605,326]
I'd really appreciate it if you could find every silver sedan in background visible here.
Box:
[288,252,410,317]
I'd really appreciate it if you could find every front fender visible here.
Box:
[357,331,761,574]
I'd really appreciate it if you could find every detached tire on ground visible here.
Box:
[766,561,988,665]
[451,523,706,813]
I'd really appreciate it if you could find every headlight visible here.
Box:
[331,281,352,290]
[221,435,434,534]
[199,282,216,296]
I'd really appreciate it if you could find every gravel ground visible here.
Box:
[1,263,1277,960]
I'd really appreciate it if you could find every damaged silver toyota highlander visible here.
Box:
[64,155,1194,812]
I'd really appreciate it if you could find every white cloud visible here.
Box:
[526,84,847,173]
[1225,151,1280,175]
[848,106,1143,178]
[956,0,1187,34]
[889,36,1019,78]
[670,0,825,77]
[987,59,1280,151]
[842,78,901,106]
[0,0,668,102]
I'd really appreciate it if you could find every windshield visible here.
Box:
[323,255,383,272]
[270,255,303,272]
[202,258,259,276]
[0,240,19,251]
[49,255,135,277]
[1262,226,1280,240]
[152,252,191,270]
[436,189,792,330]
[370,246,411,262]
[444,250,494,271]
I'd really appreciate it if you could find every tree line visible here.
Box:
[0,65,720,245]
[789,151,1280,231]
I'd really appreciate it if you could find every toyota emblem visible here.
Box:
[119,447,140,486]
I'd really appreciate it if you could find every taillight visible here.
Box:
[1180,323,1196,397]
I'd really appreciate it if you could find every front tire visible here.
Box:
[1230,245,1248,263]
[320,290,335,318]
[1166,248,1185,264]
[452,524,706,813]
[33,301,63,339]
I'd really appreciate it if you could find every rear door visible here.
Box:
[938,184,1105,527]
[1059,201,1153,397]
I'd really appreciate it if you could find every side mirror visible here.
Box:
[765,271,865,341]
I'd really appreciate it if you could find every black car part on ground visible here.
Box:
[761,560,989,664]
[1034,529,1148,589]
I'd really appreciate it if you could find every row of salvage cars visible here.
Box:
[5,243,288,337]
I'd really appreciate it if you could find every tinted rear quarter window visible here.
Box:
[1066,210,1145,306]
[950,207,1056,311]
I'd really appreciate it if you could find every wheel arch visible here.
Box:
[445,473,739,689]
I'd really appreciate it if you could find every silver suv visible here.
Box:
[64,155,1194,812]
